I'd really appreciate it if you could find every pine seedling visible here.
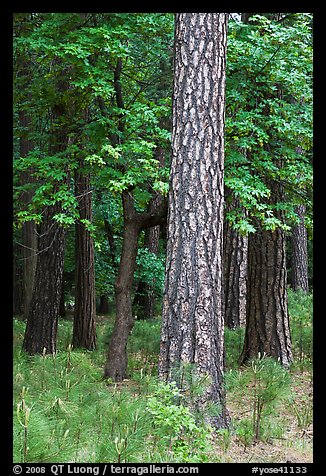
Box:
[17,388,31,463]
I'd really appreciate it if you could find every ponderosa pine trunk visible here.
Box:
[291,205,309,293]
[72,164,97,350]
[223,192,248,329]
[240,173,293,369]
[240,222,293,367]
[22,100,68,355]
[22,203,66,354]
[158,13,229,428]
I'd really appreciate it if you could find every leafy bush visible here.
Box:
[147,381,214,462]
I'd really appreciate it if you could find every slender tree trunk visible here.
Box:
[104,191,167,381]
[291,205,309,293]
[72,164,97,350]
[223,192,248,329]
[104,56,168,381]
[158,13,229,428]
[104,192,140,380]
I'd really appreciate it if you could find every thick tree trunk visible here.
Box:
[240,219,293,367]
[22,204,66,354]
[72,165,97,350]
[22,99,68,355]
[223,193,248,329]
[158,13,229,428]
[291,204,309,293]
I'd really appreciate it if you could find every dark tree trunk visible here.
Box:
[240,223,293,367]
[104,192,140,381]
[22,98,68,355]
[22,203,66,354]
[98,295,109,314]
[72,165,97,350]
[22,221,37,319]
[223,193,248,329]
[158,13,229,428]
[103,217,117,269]
[133,224,160,320]
[291,206,309,293]
[103,55,168,381]
[13,241,24,315]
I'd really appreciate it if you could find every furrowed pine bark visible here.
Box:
[72,162,97,350]
[158,13,229,428]
[240,173,293,368]
[22,202,66,355]
[240,222,293,367]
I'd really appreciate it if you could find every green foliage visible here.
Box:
[13,284,313,462]
[225,13,313,234]
[134,246,165,297]
[288,289,313,371]
[13,318,217,463]
[14,13,172,232]
[224,326,246,369]
[147,381,214,462]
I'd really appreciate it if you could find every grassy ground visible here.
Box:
[13,289,313,463]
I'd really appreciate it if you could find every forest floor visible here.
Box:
[222,371,313,463]
[13,291,313,464]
